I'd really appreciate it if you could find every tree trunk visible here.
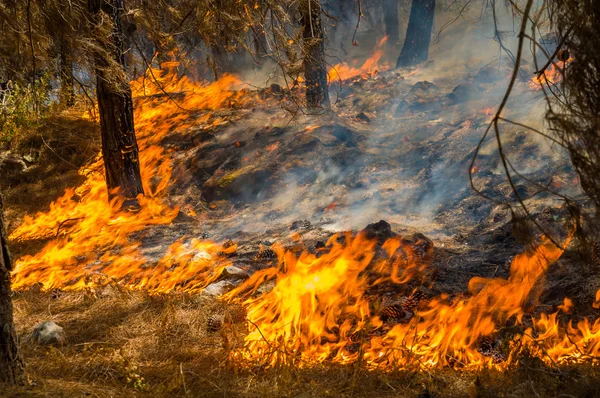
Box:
[383,0,400,46]
[300,0,330,108]
[58,37,74,107]
[89,0,144,205]
[396,0,435,68]
[0,195,24,385]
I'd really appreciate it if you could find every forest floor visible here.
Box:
[3,35,600,396]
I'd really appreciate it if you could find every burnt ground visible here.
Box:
[126,57,596,315]
[3,46,600,397]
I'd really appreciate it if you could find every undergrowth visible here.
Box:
[5,288,600,398]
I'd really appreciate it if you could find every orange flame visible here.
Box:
[10,67,251,293]
[529,60,571,90]
[222,232,596,370]
[328,37,390,82]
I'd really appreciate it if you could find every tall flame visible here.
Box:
[328,37,390,82]
[529,60,571,90]
[222,231,599,370]
[10,66,250,292]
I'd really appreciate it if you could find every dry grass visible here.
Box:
[4,286,600,397]
[1,109,100,256]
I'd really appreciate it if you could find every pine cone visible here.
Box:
[476,335,505,363]
[401,290,425,314]
[217,239,236,257]
[411,233,434,262]
[254,248,277,260]
[207,314,224,333]
[379,304,405,323]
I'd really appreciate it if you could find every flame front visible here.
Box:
[10,66,250,293]
[529,60,571,90]
[8,63,600,373]
[224,232,600,370]
[328,37,389,82]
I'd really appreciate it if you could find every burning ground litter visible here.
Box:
[3,39,600,395]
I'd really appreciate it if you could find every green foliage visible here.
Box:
[0,76,51,145]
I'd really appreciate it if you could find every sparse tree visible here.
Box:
[0,195,24,385]
[300,0,330,108]
[89,0,144,206]
[396,0,435,67]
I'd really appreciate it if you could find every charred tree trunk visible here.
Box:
[383,0,400,46]
[58,38,74,107]
[396,0,435,68]
[300,0,330,108]
[0,195,24,385]
[89,0,144,205]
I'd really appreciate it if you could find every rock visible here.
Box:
[332,127,359,148]
[202,280,235,296]
[355,112,371,123]
[409,81,438,95]
[290,219,312,230]
[473,64,512,83]
[447,84,483,103]
[172,212,195,223]
[360,220,394,242]
[32,321,66,346]
[270,83,282,95]
[0,152,27,186]
[256,280,276,295]
[220,265,249,280]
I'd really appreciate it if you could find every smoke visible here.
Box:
[167,2,578,241]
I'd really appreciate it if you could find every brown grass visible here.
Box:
[2,109,100,255]
[4,286,600,398]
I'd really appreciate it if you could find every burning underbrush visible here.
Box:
[3,45,600,395]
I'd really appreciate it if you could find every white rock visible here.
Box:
[220,266,249,280]
[32,321,66,346]
[202,280,234,297]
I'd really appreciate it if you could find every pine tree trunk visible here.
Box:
[89,0,144,205]
[0,195,24,385]
[300,0,330,108]
[383,0,400,46]
[59,38,74,107]
[396,0,435,68]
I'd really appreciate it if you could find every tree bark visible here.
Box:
[300,0,330,108]
[89,0,144,204]
[383,0,400,46]
[0,195,24,385]
[58,37,74,107]
[396,0,435,68]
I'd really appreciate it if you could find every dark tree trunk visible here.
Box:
[383,0,400,46]
[89,0,144,204]
[58,38,74,107]
[300,0,330,108]
[396,0,435,68]
[0,195,24,385]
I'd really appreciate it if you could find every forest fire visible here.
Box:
[9,67,250,292]
[328,37,389,82]
[2,0,600,394]
[221,230,600,370]
[529,60,569,90]
[7,63,600,374]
